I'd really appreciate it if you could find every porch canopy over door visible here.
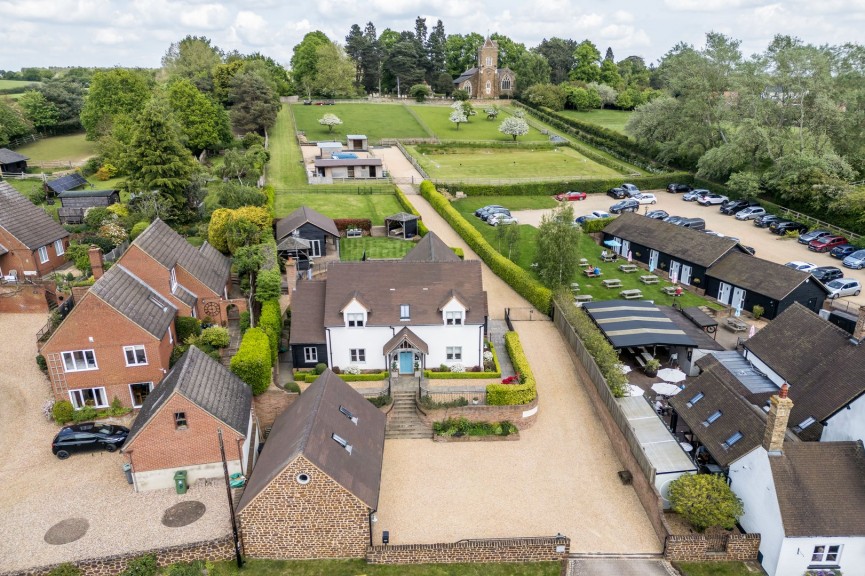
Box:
[383,327,429,371]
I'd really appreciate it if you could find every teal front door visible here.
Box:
[399,351,414,374]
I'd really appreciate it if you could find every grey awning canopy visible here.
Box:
[277,236,311,251]
[385,212,419,223]
[582,300,698,349]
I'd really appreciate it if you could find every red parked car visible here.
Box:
[809,235,848,253]
[555,191,587,202]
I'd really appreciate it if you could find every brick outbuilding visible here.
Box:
[122,346,259,491]
[0,180,69,279]
[237,370,385,559]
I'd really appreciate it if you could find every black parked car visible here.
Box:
[663,215,687,225]
[811,266,844,283]
[645,209,669,220]
[609,199,640,214]
[607,187,629,199]
[475,204,504,217]
[666,183,693,193]
[770,221,809,235]
[720,199,760,215]
[52,423,130,460]
[754,214,783,228]
[831,244,859,259]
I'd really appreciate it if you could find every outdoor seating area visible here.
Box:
[618,264,638,273]
[601,250,618,263]
[639,274,659,285]
[724,317,749,332]
[583,267,603,278]
[620,289,643,299]
[575,294,593,303]
[662,285,684,297]
[602,278,623,289]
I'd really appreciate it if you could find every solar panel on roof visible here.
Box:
[47,173,88,194]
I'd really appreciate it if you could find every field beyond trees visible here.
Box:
[290,103,428,142]
[15,133,97,163]
[558,109,633,136]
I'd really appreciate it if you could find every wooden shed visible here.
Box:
[385,212,419,239]
[346,135,368,151]
[0,148,28,174]
[57,189,120,224]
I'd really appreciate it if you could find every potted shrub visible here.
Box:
[644,358,661,377]
[413,359,421,377]
[391,359,399,377]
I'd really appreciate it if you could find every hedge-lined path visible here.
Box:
[489,319,516,377]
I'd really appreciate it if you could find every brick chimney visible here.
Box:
[854,305,865,342]
[763,383,793,454]
[88,245,104,280]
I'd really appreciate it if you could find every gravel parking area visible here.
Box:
[0,314,231,573]
[513,190,865,308]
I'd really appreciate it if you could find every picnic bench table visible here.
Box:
[583,268,602,278]
[602,278,623,289]
[724,317,749,332]
[574,294,593,303]
[570,283,580,292]
[639,275,659,285]
[620,289,643,300]
[662,286,684,296]
[578,258,589,267]
[601,254,618,263]
[618,264,638,273]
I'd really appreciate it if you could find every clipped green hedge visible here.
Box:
[452,247,464,259]
[394,185,429,236]
[297,371,387,383]
[581,217,616,233]
[486,331,536,405]
[230,327,271,395]
[258,299,282,365]
[419,180,552,314]
[424,369,502,379]
[442,172,691,197]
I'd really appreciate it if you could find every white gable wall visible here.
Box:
[776,537,865,576]
[821,393,865,443]
[742,349,785,386]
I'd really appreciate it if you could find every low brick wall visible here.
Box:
[367,536,569,564]
[664,534,760,562]
[417,394,539,430]
[432,431,520,442]
[1,535,235,576]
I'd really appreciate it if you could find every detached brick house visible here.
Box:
[114,218,241,324]
[237,370,385,559]
[122,346,258,491]
[40,263,177,410]
[0,180,69,279]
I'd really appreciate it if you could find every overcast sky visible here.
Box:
[1,0,863,71]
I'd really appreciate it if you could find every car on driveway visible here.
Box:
[721,199,760,215]
[488,214,518,226]
[634,193,657,205]
[475,204,504,217]
[52,423,130,460]
[697,193,729,206]
[645,209,669,220]
[843,250,865,270]
[754,214,783,228]
[811,266,844,283]
[735,206,767,220]
[831,244,858,259]
[621,183,640,195]
[607,187,629,199]
[825,278,862,299]
[808,235,848,253]
[785,261,818,272]
[609,199,640,214]
[663,215,687,225]
[666,183,693,193]
[555,191,587,202]
[770,221,808,235]
[798,229,833,245]
[575,210,611,225]
[481,207,511,222]
[682,189,711,201]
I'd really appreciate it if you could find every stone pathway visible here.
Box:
[566,557,678,576]
[488,319,515,377]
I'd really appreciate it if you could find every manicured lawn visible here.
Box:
[340,237,417,260]
[290,103,430,143]
[275,192,403,222]
[15,133,97,163]
[673,561,759,576]
[558,109,633,136]
[268,104,309,189]
[408,145,624,180]
[0,79,41,89]
[408,105,547,142]
[212,559,560,576]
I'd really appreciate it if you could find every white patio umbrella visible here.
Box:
[626,384,644,396]
[627,250,633,263]
[658,367,687,384]
[748,324,757,338]
[652,382,683,396]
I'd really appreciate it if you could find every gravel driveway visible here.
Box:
[0,314,231,572]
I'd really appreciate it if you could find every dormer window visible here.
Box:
[332,433,353,454]
[347,313,364,327]
[400,305,410,320]
[446,311,463,325]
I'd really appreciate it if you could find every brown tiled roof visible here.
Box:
[707,251,824,300]
[744,303,865,428]
[124,346,252,448]
[602,212,742,268]
[403,232,460,262]
[89,264,177,339]
[770,441,865,537]
[131,219,230,296]
[237,370,386,511]
[668,356,766,467]
[288,281,327,344]
[0,180,69,249]
[383,327,429,355]
[323,261,487,327]
[275,206,339,240]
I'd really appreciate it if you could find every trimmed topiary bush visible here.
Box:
[175,317,201,343]
[669,473,744,532]
[230,327,272,395]
[199,326,230,348]
[314,363,328,375]
[52,400,74,425]
[486,331,537,405]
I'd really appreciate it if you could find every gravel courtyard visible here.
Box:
[0,314,231,573]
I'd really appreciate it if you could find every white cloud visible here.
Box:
[179,3,233,30]
[231,10,270,46]
[94,29,132,45]
[614,10,635,23]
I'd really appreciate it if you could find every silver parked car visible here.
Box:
[843,250,865,270]
[825,278,862,299]
[735,207,767,220]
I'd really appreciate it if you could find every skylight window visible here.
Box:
[722,431,743,449]
[339,405,358,425]
[793,416,816,433]
[332,433,353,454]
[703,410,722,426]
[686,392,704,408]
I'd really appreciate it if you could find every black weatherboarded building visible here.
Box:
[275,206,340,259]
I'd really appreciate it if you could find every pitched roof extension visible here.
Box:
[0,180,69,249]
[707,251,825,300]
[288,280,327,345]
[275,206,339,241]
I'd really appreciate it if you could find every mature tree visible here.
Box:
[312,42,356,98]
[345,24,366,87]
[243,53,292,97]
[571,40,602,83]
[18,90,59,132]
[495,218,521,260]
[212,59,245,105]
[427,20,448,78]
[0,100,32,147]
[564,86,601,111]
[290,31,331,98]
[604,47,615,62]
[536,204,580,289]
[167,79,231,154]
[221,145,268,184]
[599,59,623,88]
[449,109,467,130]
[318,113,343,133]
[80,68,151,139]
[512,51,552,95]
[410,84,432,102]
[490,33,527,69]
[361,22,382,93]
[124,98,196,214]
[445,33,485,77]
[535,37,577,84]
[162,35,223,92]
[37,77,85,131]
[499,117,530,140]
[383,36,426,94]
[615,87,645,110]
[228,70,281,134]
[588,82,618,108]
[522,83,567,110]
[433,72,455,95]
[617,55,651,89]
[669,474,744,532]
